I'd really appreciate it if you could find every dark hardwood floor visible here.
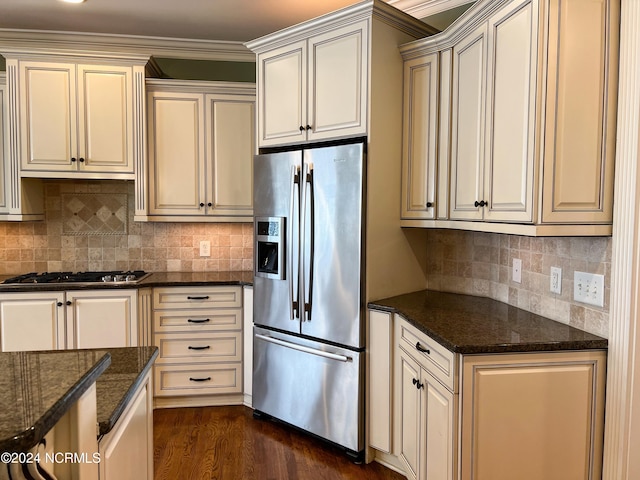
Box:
[153,405,405,480]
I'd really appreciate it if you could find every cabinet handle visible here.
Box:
[189,377,212,382]
[474,200,487,207]
[56,302,63,307]
[71,157,77,162]
[305,125,312,130]
[187,296,210,300]
[187,318,211,323]
[188,345,211,350]
[415,342,430,354]
[207,202,212,207]
[79,158,85,163]
[426,202,433,208]
[66,300,72,306]
[199,202,205,208]
[412,378,424,390]
[299,126,305,132]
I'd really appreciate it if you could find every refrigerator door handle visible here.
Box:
[289,165,301,320]
[300,161,314,322]
[255,333,352,363]
[299,162,308,322]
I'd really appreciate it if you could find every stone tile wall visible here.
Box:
[424,229,611,338]
[0,180,254,274]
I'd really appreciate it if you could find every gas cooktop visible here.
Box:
[2,270,150,285]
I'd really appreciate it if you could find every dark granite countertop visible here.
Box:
[0,271,253,292]
[0,350,111,452]
[368,290,608,354]
[93,346,158,436]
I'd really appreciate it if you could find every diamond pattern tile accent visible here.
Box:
[62,193,128,235]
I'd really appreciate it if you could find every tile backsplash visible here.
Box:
[424,229,611,338]
[0,180,254,274]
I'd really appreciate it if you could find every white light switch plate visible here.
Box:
[550,266,562,294]
[574,271,604,307]
[199,240,211,257]
[512,258,522,284]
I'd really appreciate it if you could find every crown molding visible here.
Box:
[388,0,473,19]
[0,29,255,62]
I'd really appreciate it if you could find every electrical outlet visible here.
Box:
[550,266,562,294]
[574,271,605,307]
[199,240,211,257]
[512,258,522,284]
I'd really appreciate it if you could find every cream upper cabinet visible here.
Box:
[17,61,135,177]
[253,21,368,147]
[401,53,439,221]
[399,0,618,236]
[145,80,255,222]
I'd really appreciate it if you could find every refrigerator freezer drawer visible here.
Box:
[253,326,364,453]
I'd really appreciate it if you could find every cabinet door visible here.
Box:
[0,292,66,351]
[257,41,307,146]
[205,95,255,218]
[148,92,206,216]
[449,24,487,221]
[483,0,537,223]
[541,0,617,224]
[76,64,133,174]
[461,351,606,480]
[19,61,77,171]
[307,21,368,143]
[398,347,422,480]
[423,371,456,480]
[0,82,7,213]
[66,289,137,349]
[401,54,438,220]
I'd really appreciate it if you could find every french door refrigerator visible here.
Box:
[253,139,365,457]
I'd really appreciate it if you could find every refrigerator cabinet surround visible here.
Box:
[252,140,366,456]
[253,326,364,453]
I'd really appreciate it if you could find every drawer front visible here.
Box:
[153,286,242,310]
[155,332,242,364]
[398,316,457,392]
[153,309,241,333]
[154,364,242,396]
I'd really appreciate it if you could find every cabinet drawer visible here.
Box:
[155,332,242,364]
[153,286,242,310]
[154,364,242,396]
[398,315,457,392]
[153,309,241,333]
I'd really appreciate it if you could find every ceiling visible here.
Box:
[0,0,403,43]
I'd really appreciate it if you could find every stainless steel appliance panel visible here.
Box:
[300,143,364,348]
[253,151,301,335]
[253,326,364,452]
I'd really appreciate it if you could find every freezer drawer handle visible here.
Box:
[188,345,211,350]
[187,296,210,300]
[189,377,212,382]
[187,318,210,323]
[415,342,430,354]
[255,333,352,362]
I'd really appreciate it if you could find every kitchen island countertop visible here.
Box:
[0,346,158,453]
[368,289,608,354]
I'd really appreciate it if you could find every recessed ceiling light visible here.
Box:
[59,0,86,4]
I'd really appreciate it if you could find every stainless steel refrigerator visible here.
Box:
[252,140,365,458]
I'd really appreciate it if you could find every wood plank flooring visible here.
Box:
[153,405,405,480]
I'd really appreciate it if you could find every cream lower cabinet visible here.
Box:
[0,289,139,352]
[369,311,607,480]
[399,0,618,235]
[98,369,153,480]
[145,80,255,222]
[152,285,243,407]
